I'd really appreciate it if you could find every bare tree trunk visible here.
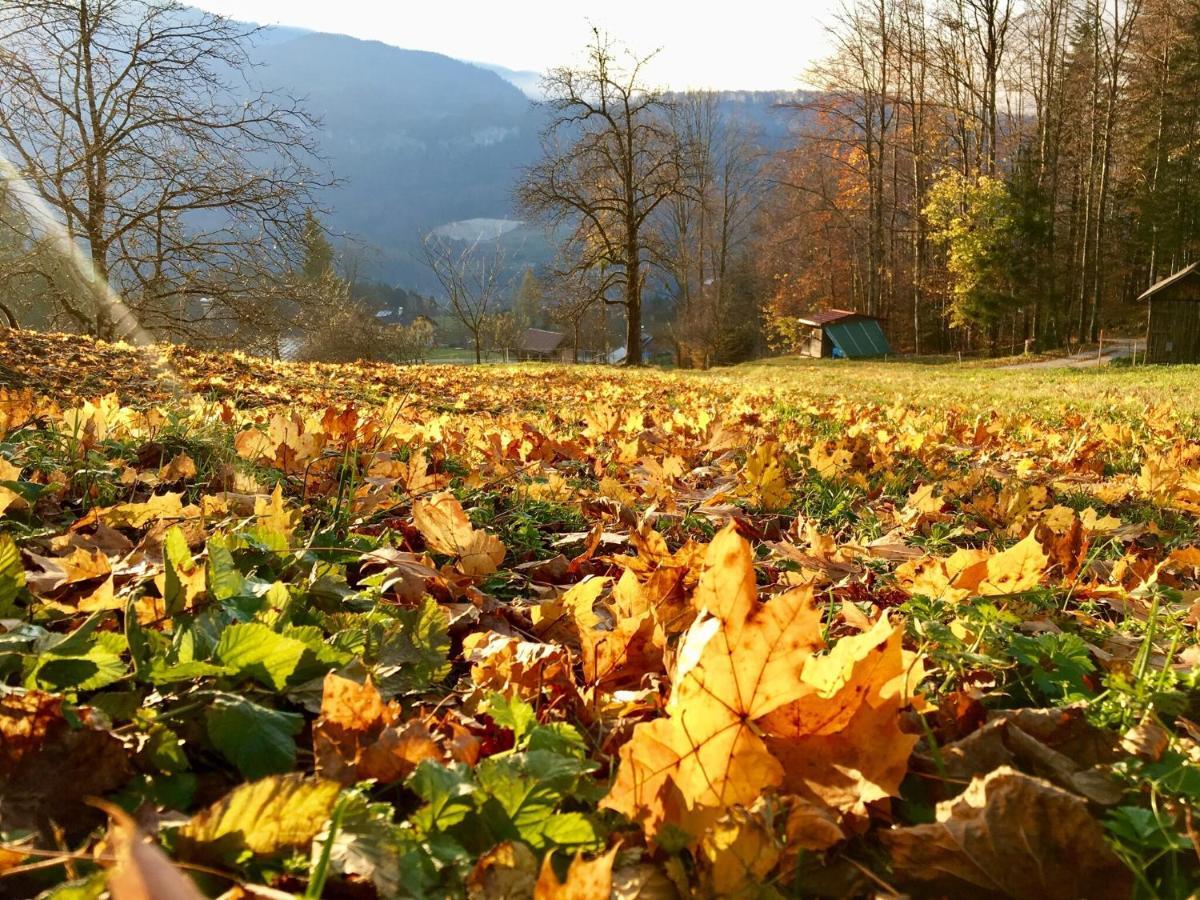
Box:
[625,256,643,365]
[1089,0,1142,340]
[1077,0,1102,343]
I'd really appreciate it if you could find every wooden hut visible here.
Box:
[796,309,891,359]
[1140,263,1200,363]
[519,328,565,361]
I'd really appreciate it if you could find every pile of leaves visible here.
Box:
[1,331,1199,898]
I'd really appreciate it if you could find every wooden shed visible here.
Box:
[1140,263,1200,363]
[519,328,565,361]
[796,309,891,359]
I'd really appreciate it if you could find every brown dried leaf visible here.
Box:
[101,802,206,900]
[467,841,539,900]
[0,691,131,838]
[884,766,1132,900]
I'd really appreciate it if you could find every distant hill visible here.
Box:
[234,26,805,291]
[243,31,547,288]
[694,90,818,149]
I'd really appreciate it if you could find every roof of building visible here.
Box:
[520,328,565,355]
[825,318,892,358]
[797,308,883,327]
[608,332,654,364]
[1138,262,1200,301]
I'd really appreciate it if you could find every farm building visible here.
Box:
[796,309,891,359]
[1139,262,1200,364]
[519,328,565,361]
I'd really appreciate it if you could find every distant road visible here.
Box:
[1006,339,1145,369]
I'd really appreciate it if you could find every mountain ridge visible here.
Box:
[232,21,802,290]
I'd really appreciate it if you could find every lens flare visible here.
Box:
[0,148,185,392]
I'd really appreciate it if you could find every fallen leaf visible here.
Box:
[463,631,581,709]
[534,844,620,899]
[413,492,505,577]
[883,766,1132,900]
[176,774,340,863]
[783,796,845,852]
[736,442,792,511]
[0,691,132,838]
[100,802,206,900]
[979,531,1049,595]
[158,452,198,482]
[313,673,441,783]
[699,806,781,898]
[467,841,539,900]
[764,615,923,814]
[602,525,824,839]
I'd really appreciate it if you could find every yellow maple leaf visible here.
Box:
[533,845,619,900]
[602,525,823,838]
[101,492,192,529]
[0,458,24,517]
[413,492,505,577]
[895,547,988,601]
[604,526,924,841]
[699,805,782,898]
[177,774,340,861]
[543,576,663,690]
[978,530,1049,595]
[762,615,923,815]
[737,442,792,511]
[255,483,296,538]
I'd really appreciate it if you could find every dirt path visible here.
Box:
[1006,339,1145,369]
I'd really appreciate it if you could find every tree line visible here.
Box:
[518,3,1199,362]
[761,0,1200,354]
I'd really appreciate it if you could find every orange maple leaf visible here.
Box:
[603,524,924,840]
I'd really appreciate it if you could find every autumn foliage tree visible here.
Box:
[924,170,1024,341]
[759,0,1194,355]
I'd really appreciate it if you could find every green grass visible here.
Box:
[723,355,1200,418]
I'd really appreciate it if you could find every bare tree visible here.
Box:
[959,0,1016,173]
[1086,0,1143,340]
[0,0,328,340]
[421,233,506,364]
[659,93,764,367]
[483,310,521,361]
[803,0,899,317]
[518,29,687,365]
[545,263,605,363]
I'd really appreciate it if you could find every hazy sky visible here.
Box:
[191,1,839,90]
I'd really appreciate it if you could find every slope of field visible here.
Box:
[1,331,1199,897]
